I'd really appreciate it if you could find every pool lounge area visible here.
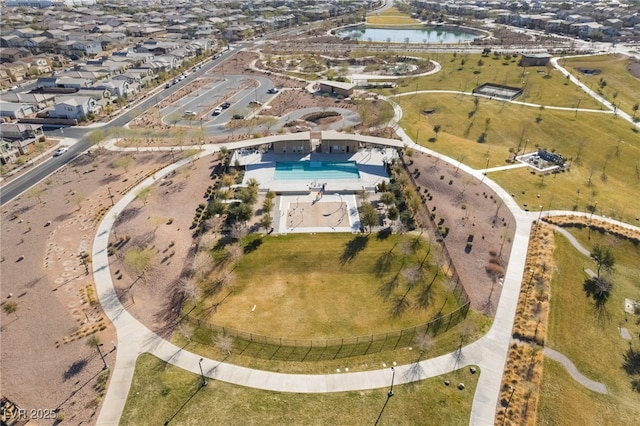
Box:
[241,149,395,194]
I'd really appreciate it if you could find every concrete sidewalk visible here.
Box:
[94,142,639,425]
[93,135,535,425]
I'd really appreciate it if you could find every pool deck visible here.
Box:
[240,148,395,193]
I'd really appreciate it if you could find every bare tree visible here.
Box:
[215,333,234,356]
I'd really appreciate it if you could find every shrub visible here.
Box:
[485,262,505,278]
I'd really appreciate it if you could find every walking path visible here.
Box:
[95,127,534,426]
[543,348,608,394]
[92,46,640,425]
[94,144,640,426]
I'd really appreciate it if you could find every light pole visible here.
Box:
[537,204,544,223]
[374,367,395,425]
[502,385,516,426]
[97,344,107,370]
[198,358,207,387]
[107,186,114,206]
[588,201,598,239]
[480,156,490,184]
[524,268,535,309]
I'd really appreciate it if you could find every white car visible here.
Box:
[212,106,223,116]
[53,147,68,156]
[184,110,197,117]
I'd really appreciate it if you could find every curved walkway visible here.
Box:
[543,348,608,394]
[95,130,534,425]
[551,55,640,129]
[94,134,640,425]
[94,47,640,424]
[392,89,614,114]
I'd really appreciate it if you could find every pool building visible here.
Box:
[230,131,399,234]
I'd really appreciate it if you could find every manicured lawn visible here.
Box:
[367,8,420,26]
[385,52,604,110]
[395,92,640,224]
[196,233,460,339]
[120,353,479,426]
[537,231,640,423]
[562,54,640,118]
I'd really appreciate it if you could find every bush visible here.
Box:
[485,262,505,278]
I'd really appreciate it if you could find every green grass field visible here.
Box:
[196,233,459,339]
[120,353,479,426]
[562,54,640,118]
[367,7,420,26]
[395,92,640,223]
[384,52,605,110]
[537,230,640,423]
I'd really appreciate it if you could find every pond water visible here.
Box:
[338,26,478,44]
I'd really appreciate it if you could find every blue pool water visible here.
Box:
[275,161,360,180]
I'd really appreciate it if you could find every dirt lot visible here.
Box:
[0,149,176,424]
[409,151,516,315]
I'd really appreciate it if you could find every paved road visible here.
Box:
[0,46,248,207]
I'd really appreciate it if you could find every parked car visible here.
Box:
[165,83,171,89]
[267,88,279,94]
[53,147,68,156]
[212,106,223,116]
[221,102,231,109]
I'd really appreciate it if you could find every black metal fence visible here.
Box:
[186,302,469,361]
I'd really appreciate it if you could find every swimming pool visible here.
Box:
[274,161,360,180]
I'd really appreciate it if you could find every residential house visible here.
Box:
[0,100,35,120]
[0,123,45,154]
[15,56,52,76]
[42,29,70,40]
[223,25,253,41]
[0,35,23,48]
[156,55,182,71]
[0,63,27,83]
[71,40,103,57]
[0,47,31,63]
[98,32,127,49]
[11,28,43,39]
[0,139,20,165]
[0,69,12,87]
[94,79,132,99]
[1,92,57,110]
[54,95,100,120]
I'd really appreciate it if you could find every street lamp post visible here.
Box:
[502,385,516,425]
[198,358,207,387]
[107,187,114,206]
[374,367,395,425]
[480,156,490,184]
[537,204,544,223]
[97,344,107,370]
[588,201,598,239]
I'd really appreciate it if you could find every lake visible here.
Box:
[337,26,478,44]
